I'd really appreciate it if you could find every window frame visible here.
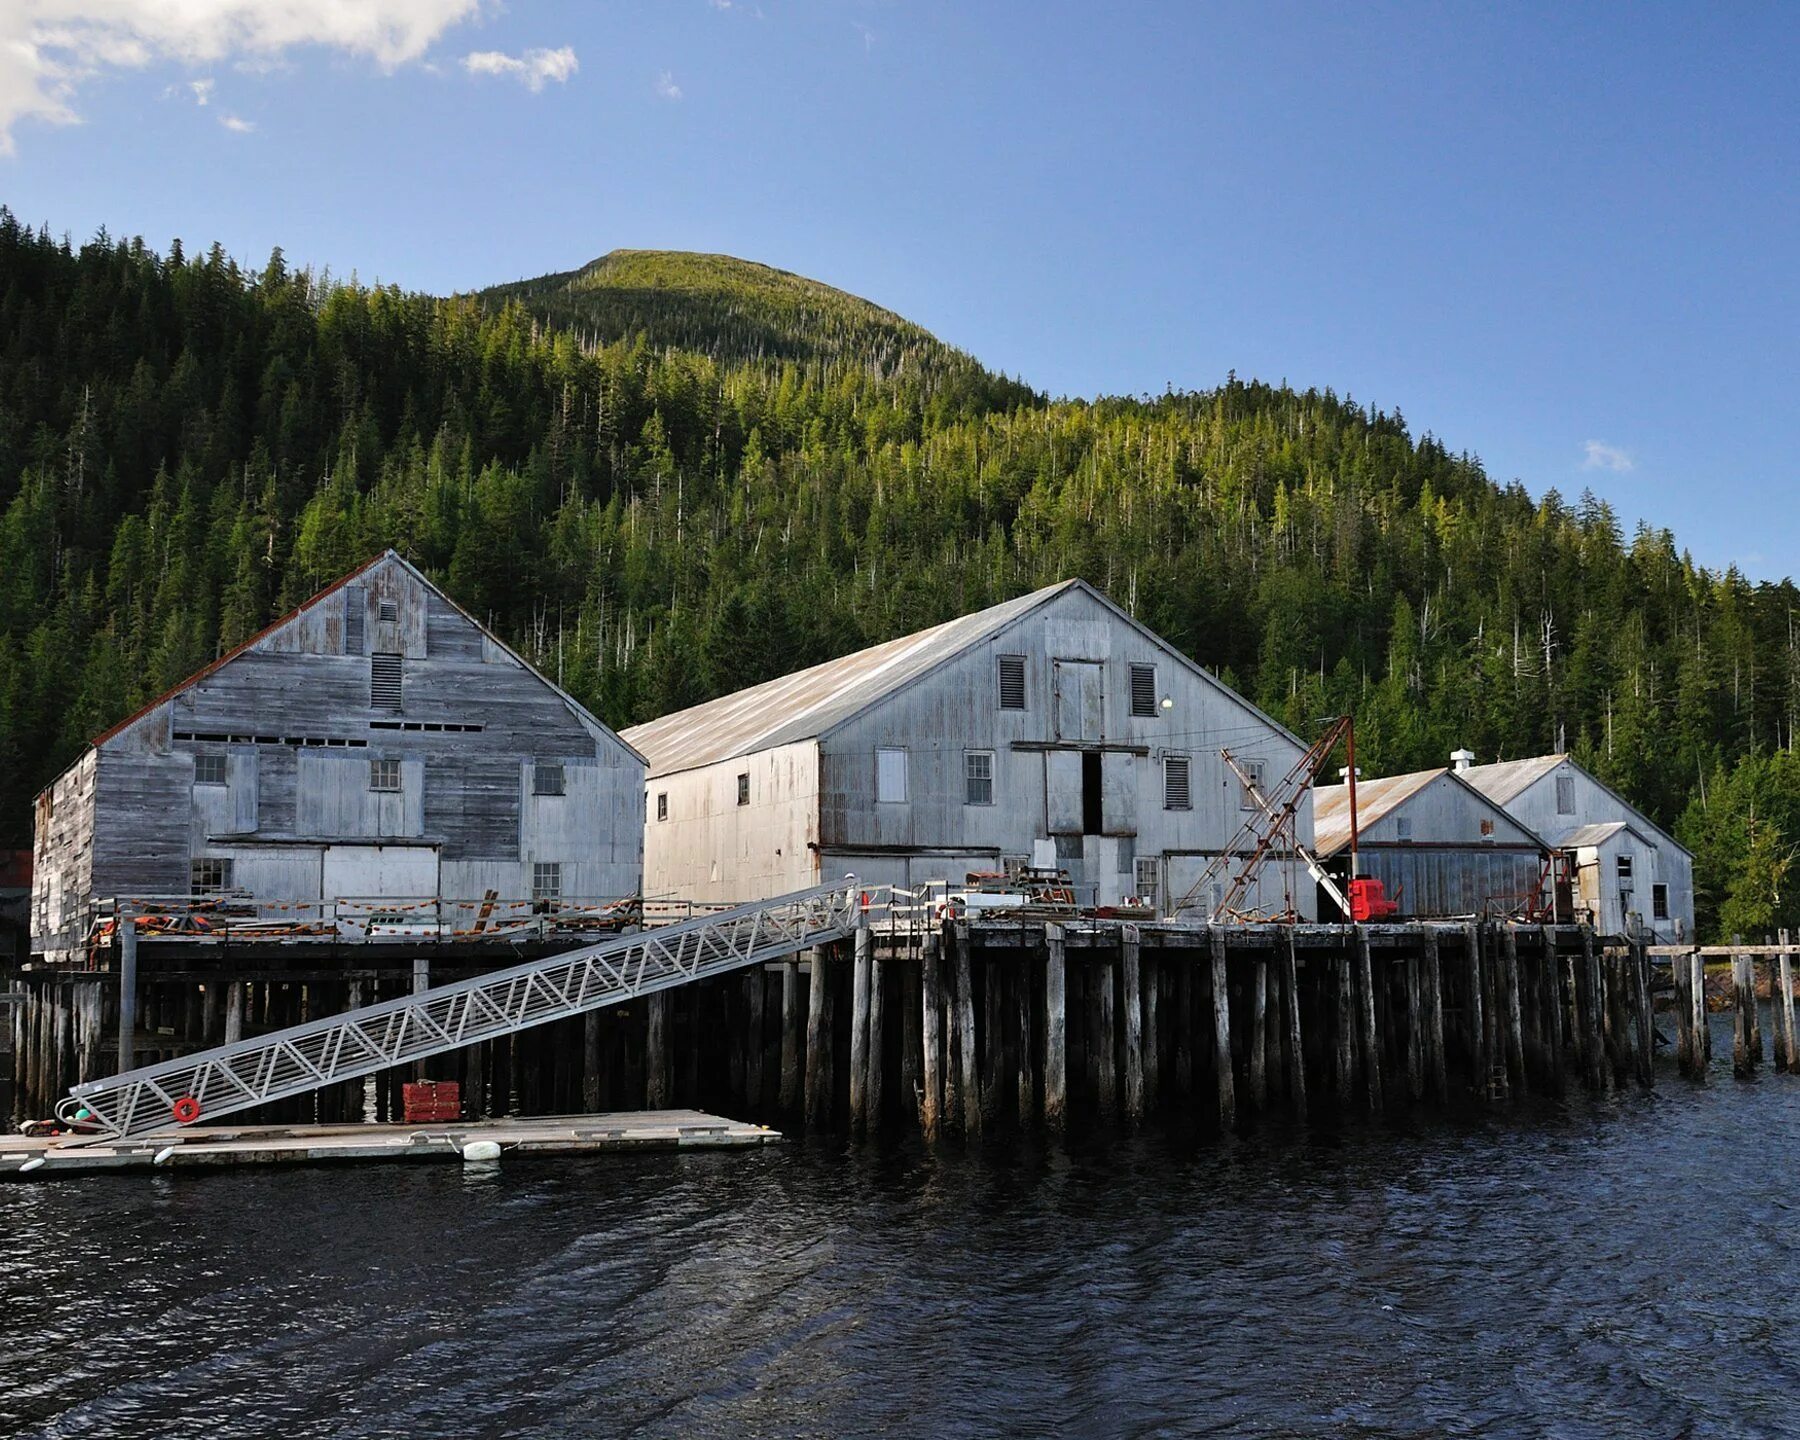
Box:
[1134,856,1159,907]
[1616,853,1634,883]
[1555,774,1576,815]
[191,857,233,894]
[1395,816,1413,842]
[736,772,750,807]
[656,791,669,822]
[1164,753,1192,811]
[1239,759,1267,812]
[193,753,228,787]
[964,749,996,807]
[876,746,908,804]
[531,861,563,904]
[533,763,567,797]
[1652,883,1669,921]
[369,757,402,792]
[1129,662,1158,718]
[997,654,1027,712]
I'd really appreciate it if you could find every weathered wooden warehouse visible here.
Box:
[1459,751,1694,942]
[1312,766,1549,919]
[623,580,1317,915]
[31,551,644,963]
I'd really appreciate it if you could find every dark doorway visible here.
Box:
[1082,750,1103,835]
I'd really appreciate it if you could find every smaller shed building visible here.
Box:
[1458,752,1694,943]
[1312,766,1549,919]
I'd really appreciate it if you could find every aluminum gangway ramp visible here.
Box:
[58,880,876,1144]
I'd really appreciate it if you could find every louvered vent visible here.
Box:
[1164,755,1191,810]
[378,596,398,623]
[370,653,403,711]
[1130,662,1157,717]
[998,655,1026,711]
[344,586,364,656]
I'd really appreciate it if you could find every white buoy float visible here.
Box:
[153,1146,177,1166]
[460,1139,502,1163]
[19,1157,45,1173]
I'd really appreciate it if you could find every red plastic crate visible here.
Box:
[402,1080,462,1124]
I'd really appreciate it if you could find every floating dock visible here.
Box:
[2,1109,778,1180]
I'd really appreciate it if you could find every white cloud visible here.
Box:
[0,0,490,156]
[1582,440,1634,474]
[218,112,253,133]
[655,68,682,101]
[461,45,578,92]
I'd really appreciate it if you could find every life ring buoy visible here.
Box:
[172,1095,202,1124]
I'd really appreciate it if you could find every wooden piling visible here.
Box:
[921,931,944,1140]
[805,948,831,1130]
[1420,928,1447,1103]
[1173,954,1193,1097]
[1248,953,1268,1114]
[1404,948,1424,1102]
[981,955,1004,1128]
[1044,924,1067,1131]
[779,958,802,1115]
[1673,944,1695,1076]
[1731,940,1757,1079]
[901,946,923,1128]
[1502,926,1528,1099]
[849,926,871,1133]
[865,936,885,1131]
[1122,927,1145,1123]
[1539,928,1565,1095]
[1017,955,1037,1124]
[116,917,138,1074]
[1209,928,1236,1130]
[1630,937,1654,1088]
[1355,927,1382,1112]
[1334,946,1356,1101]
[1141,954,1161,1113]
[1281,928,1307,1120]
[1464,923,1486,1100]
[1094,949,1117,1122]
[952,925,981,1139]
[1779,930,1798,1076]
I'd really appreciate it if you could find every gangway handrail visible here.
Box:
[59,878,884,1144]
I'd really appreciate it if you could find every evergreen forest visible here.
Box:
[1,213,1794,937]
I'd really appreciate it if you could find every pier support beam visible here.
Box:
[1282,929,1307,1121]
[1209,928,1236,1131]
[779,959,802,1116]
[849,926,871,1133]
[647,990,673,1110]
[865,932,885,1132]
[1422,928,1447,1103]
[1355,927,1382,1112]
[1464,923,1486,1101]
[920,931,945,1140]
[1502,926,1528,1099]
[116,917,138,1075]
[1044,924,1067,1131]
[1779,931,1798,1076]
[1122,927,1145,1124]
[1732,940,1758,1079]
[805,948,831,1130]
[1248,952,1268,1114]
[951,924,981,1139]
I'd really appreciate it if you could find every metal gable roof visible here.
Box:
[1312,766,1545,857]
[1459,754,1567,807]
[623,579,1304,780]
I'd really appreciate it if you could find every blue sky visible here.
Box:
[2,2,1794,578]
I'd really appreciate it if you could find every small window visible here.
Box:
[532,862,562,903]
[656,792,668,822]
[370,653,403,711]
[194,753,227,786]
[370,758,402,792]
[736,773,750,807]
[1652,883,1669,921]
[1164,754,1192,811]
[1395,817,1413,842]
[191,858,232,894]
[1129,663,1158,717]
[1239,759,1267,812]
[1556,774,1575,815]
[1480,818,1495,838]
[377,596,398,623]
[965,750,995,806]
[997,655,1026,711]
[1134,856,1159,907]
[876,747,908,804]
[1617,854,1634,883]
[533,763,566,797]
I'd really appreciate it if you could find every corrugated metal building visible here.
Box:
[31,552,644,962]
[1312,766,1549,919]
[1459,752,1694,942]
[623,580,1317,916]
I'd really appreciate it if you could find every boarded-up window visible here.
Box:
[370,758,402,791]
[876,747,908,803]
[194,753,227,786]
[1617,854,1633,883]
[191,857,232,894]
[1395,817,1413,842]
[1130,662,1158,717]
[1239,759,1266,811]
[736,773,750,806]
[965,750,994,806]
[656,792,669,822]
[1164,755,1191,811]
[1556,774,1575,814]
[371,653,403,711]
[532,862,562,902]
[534,763,566,797]
[1134,856,1159,907]
[998,655,1026,711]
[344,586,365,656]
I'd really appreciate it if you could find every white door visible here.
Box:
[322,844,441,935]
[1053,659,1105,741]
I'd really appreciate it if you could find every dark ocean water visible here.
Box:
[5,1014,1800,1440]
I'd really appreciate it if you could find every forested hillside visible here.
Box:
[1,212,1793,936]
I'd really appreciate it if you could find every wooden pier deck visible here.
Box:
[2,1109,779,1180]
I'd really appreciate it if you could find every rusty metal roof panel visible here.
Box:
[1312,768,1446,855]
